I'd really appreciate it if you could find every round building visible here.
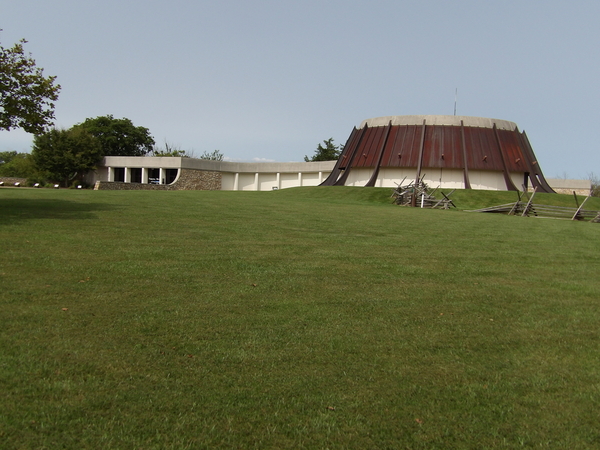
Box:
[321,115,554,193]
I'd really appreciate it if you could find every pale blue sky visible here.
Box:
[1,0,599,178]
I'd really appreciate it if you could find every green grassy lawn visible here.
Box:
[1,187,600,449]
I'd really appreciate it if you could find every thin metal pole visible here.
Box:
[454,88,457,116]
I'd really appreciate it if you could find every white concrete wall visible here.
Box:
[259,174,278,191]
[510,172,526,190]
[237,173,256,191]
[344,168,372,186]
[422,169,465,190]
[372,168,417,188]
[280,173,300,189]
[95,157,337,191]
[221,173,235,190]
[468,170,508,191]
[91,156,581,193]
[546,178,591,191]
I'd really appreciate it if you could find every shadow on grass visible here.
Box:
[0,198,116,225]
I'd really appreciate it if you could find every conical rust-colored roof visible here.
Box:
[322,115,554,193]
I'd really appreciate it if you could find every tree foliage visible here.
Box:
[32,128,102,186]
[73,115,155,157]
[0,151,39,178]
[589,172,600,197]
[0,150,17,165]
[304,138,342,162]
[0,37,60,134]
[199,149,224,161]
[151,140,189,157]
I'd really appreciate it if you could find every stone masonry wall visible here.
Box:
[94,169,221,191]
[0,177,28,186]
[552,188,591,196]
[528,187,591,196]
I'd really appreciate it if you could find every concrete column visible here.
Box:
[159,168,165,185]
[298,172,303,187]
[141,167,148,184]
[254,173,260,191]
[276,173,281,190]
[124,167,131,183]
[318,171,323,183]
[233,173,239,191]
[107,167,114,182]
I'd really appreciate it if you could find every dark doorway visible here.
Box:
[114,167,125,182]
[131,168,142,183]
[148,168,160,184]
[165,169,178,184]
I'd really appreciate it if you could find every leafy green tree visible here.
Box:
[0,151,40,179]
[0,150,17,165]
[73,115,155,157]
[151,140,189,157]
[199,149,224,161]
[0,36,60,134]
[32,128,102,187]
[304,138,342,162]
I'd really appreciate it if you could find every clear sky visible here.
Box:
[1,0,599,179]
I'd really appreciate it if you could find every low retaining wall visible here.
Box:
[550,188,591,196]
[94,169,221,191]
[0,177,27,186]
[543,178,592,196]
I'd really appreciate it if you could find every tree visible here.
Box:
[151,140,190,157]
[32,128,102,187]
[0,151,39,179]
[199,149,224,161]
[304,138,342,162]
[589,172,600,197]
[0,36,60,134]
[0,150,17,165]
[73,115,155,157]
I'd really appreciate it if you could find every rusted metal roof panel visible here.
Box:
[420,125,463,169]
[448,126,463,167]
[351,127,370,168]
[344,124,531,172]
[379,126,400,167]
[325,116,553,192]
[463,127,503,171]
[384,125,422,167]
[337,127,362,170]
[349,126,368,168]
[496,128,526,172]
[518,130,555,193]
[362,126,385,167]
[422,126,442,168]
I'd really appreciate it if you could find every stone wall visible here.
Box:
[528,186,591,196]
[542,178,592,196]
[0,177,28,186]
[551,188,591,196]
[174,169,221,190]
[94,169,221,191]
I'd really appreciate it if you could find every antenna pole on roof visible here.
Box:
[454,88,457,116]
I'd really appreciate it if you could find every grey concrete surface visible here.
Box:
[359,115,518,131]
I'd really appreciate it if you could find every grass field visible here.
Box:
[1,186,600,449]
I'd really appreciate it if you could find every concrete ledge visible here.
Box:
[359,115,518,131]
[101,157,336,174]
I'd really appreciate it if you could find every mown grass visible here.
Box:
[1,186,600,449]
